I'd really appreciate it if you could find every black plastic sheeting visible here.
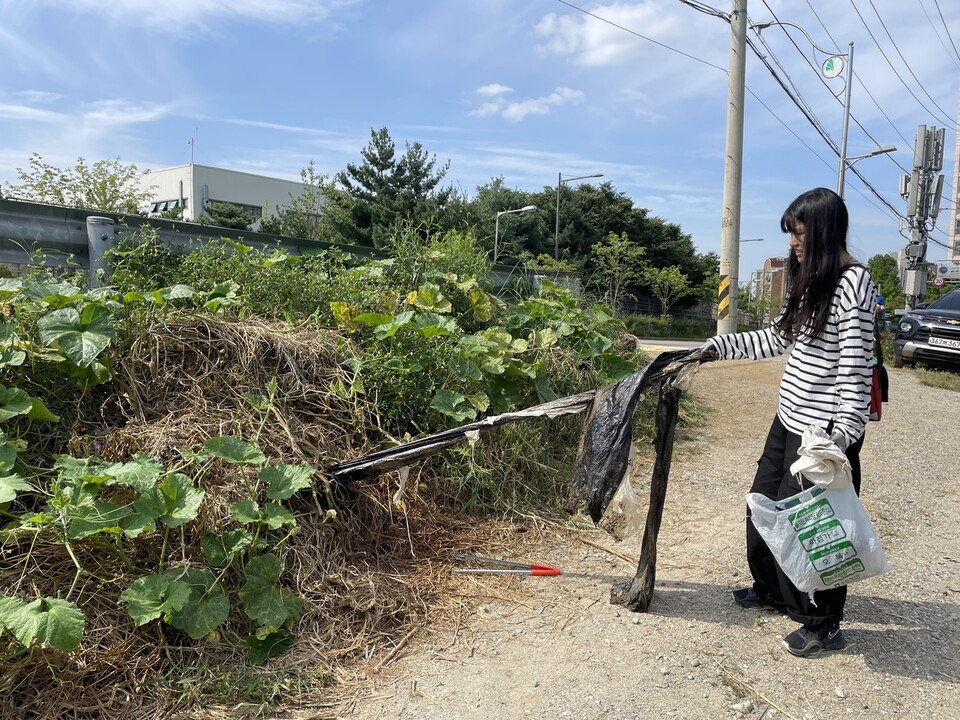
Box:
[566,348,694,522]
[323,347,706,523]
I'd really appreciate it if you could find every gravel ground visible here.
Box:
[335,358,960,720]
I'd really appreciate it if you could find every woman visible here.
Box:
[703,187,877,657]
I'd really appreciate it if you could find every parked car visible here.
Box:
[893,289,960,368]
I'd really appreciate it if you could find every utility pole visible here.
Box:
[899,124,945,310]
[716,0,748,335]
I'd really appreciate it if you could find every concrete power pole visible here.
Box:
[717,0,748,335]
[899,124,945,310]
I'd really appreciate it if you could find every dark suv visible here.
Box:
[894,288,960,368]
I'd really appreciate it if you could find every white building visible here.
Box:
[138,164,310,229]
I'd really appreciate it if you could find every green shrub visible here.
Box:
[621,313,715,339]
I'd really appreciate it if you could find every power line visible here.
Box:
[931,0,960,66]
[918,0,960,71]
[801,0,912,157]
[553,0,907,220]
[864,0,959,129]
[551,0,727,72]
[846,0,958,130]
[744,29,903,217]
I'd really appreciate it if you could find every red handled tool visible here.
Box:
[453,551,561,576]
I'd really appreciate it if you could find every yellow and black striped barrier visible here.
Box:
[717,274,731,320]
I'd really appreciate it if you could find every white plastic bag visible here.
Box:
[598,445,643,541]
[746,480,891,595]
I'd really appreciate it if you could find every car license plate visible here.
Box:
[929,336,960,349]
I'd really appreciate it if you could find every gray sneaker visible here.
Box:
[782,624,846,657]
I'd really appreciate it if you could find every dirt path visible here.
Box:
[338,359,960,720]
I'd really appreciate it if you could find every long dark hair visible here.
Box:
[775,187,849,340]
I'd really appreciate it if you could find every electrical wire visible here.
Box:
[864,0,959,130]
[803,0,957,213]
[802,0,913,167]
[552,0,911,222]
[551,0,727,72]
[918,0,960,71]
[846,0,958,130]
[931,0,960,66]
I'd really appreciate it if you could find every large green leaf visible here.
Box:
[260,502,296,530]
[407,284,452,313]
[0,346,26,368]
[0,434,17,473]
[0,278,23,297]
[0,474,32,503]
[239,554,301,629]
[229,499,296,529]
[2,596,85,651]
[260,464,314,501]
[230,499,261,525]
[165,568,230,640]
[121,510,156,538]
[102,453,163,493]
[135,474,204,528]
[414,311,459,337]
[38,304,116,368]
[373,310,414,340]
[21,277,82,304]
[430,389,476,422]
[200,529,253,568]
[119,574,192,626]
[246,630,295,665]
[66,502,131,540]
[449,355,482,382]
[0,385,33,422]
[353,312,394,327]
[150,284,196,303]
[26,396,59,422]
[202,436,266,465]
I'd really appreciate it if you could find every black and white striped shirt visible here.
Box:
[707,264,877,444]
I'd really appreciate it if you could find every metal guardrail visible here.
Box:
[0,197,385,281]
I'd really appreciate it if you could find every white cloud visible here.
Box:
[471,87,585,122]
[470,102,505,118]
[535,1,682,68]
[501,87,585,122]
[15,90,61,105]
[0,103,63,122]
[82,100,171,125]
[475,84,513,97]
[19,0,364,34]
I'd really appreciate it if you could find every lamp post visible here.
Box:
[494,205,537,262]
[844,144,897,179]
[752,22,859,198]
[554,172,603,261]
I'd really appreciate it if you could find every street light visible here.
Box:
[494,205,537,262]
[846,145,897,168]
[554,172,603,260]
[752,21,862,199]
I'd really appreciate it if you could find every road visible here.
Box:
[635,337,705,353]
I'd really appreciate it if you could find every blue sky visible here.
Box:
[1,0,958,282]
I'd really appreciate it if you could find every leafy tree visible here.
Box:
[274,161,329,240]
[5,153,154,214]
[589,232,647,311]
[522,253,577,273]
[644,265,692,319]
[868,253,901,304]
[202,201,253,231]
[331,127,452,247]
[469,178,543,260]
